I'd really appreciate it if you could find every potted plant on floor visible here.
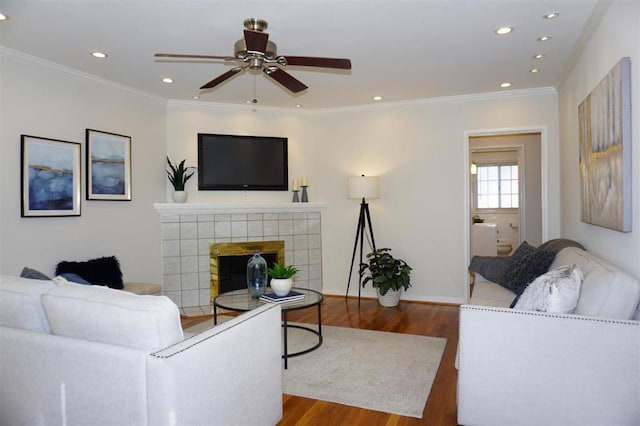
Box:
[267,263,299,296]
[360,248,412,307]
[166,156,194,203]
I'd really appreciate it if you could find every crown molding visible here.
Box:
[0,46,166,104]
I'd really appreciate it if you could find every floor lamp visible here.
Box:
[345,174,379,304]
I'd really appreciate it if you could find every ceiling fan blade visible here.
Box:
[264,68,308,93]
[281,56,351,70]
[155,53,233,60]
[244,29,269,53]
[200,68,243,90]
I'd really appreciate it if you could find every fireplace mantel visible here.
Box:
[154,202,327,215]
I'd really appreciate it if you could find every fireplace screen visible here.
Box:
[209,240,285,300]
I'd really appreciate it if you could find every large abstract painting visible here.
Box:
[21,135,81,217]
[86,129,132,201]
[579,57,631,232]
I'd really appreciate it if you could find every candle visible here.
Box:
[292,179,299,191]
[301,175,308,186]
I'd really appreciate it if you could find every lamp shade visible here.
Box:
[348,175,379,199]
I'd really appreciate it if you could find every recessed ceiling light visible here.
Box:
[537,36,551,42]
[295,104,302,108]
[530,68,540,73]
[495,26,513,35]
[500,82,512,88]
[373,96,383,101]
[162,77,174,84]
[533,53,545,59]
[91,52,107,59]
[192,96,199,100]
[0,13,8,21]
[543,12,559,20]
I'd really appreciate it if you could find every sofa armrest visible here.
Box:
[146,303,283,426]
[457,305,640,426]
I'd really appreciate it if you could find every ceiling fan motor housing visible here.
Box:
[234,38,277,61]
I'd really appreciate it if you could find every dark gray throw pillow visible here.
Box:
[502,242,555,293]
[20,267,51,281]
[55,256,124,289]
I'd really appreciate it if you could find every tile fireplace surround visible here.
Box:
[154,203,325,308]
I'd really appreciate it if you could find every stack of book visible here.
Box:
[259,290,305,304]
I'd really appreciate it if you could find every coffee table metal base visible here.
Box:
[213,288,324,369]
[282,305,322,369]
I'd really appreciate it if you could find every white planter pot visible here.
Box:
[376,288,402,307]
[270,278,293,296]
[172,190,188,203]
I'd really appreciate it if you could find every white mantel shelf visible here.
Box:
[154,202,327,215]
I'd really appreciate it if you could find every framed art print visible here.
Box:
[86,129,132,201]
[21,135,81,217]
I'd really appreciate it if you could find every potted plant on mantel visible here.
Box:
[267,263,299,296]
[360,248,412,307]
[166,156,194,203]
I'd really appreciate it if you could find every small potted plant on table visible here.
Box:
[360,248,412,307]
[267,263,299,296]
[166,156,194,203]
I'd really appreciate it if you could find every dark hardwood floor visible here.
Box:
[181,295,460,426]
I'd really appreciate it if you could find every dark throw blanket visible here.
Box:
[469,238,585,285]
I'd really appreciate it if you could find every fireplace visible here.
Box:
[210,240,285,301]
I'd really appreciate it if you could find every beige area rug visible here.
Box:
[185,319,446,418]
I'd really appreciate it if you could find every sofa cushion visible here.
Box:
[550,247,640,319]
[0,276,55,333]
[512,264,583,313]
[42,277,183,351]
[55,256,124,289]
[502,242,555,292]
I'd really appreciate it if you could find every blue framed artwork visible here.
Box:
[21,135,81,217]
[86,129,132,201]
[578,57,632,232]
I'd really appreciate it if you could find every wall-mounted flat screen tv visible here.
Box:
[198,133,288,191]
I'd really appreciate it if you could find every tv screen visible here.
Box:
[198,133,288,191]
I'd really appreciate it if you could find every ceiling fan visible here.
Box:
[155,18,352,94]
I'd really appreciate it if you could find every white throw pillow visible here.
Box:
[514,264,583,313]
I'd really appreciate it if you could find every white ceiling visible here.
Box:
[0,0,602,109]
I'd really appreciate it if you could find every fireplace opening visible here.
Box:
[210,240,285,300]
[217,252,278,294]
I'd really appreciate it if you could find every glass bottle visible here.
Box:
[247,250,267,298]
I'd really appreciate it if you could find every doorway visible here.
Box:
[465,131,543,291]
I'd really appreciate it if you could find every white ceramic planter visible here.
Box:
[270,278,293,296]
[376,288,402,307]
[172,190,188,203]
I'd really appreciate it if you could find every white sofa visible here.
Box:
[458,246,640,426]
[0,276,283,426]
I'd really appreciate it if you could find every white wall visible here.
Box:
[0,49,563,304]
[0,48,167,282]
[167,91,560,303]
[558,0,640,278]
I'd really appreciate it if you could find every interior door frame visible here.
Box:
[462,126,549,302]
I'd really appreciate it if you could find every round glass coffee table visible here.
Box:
[213,288,323,369]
